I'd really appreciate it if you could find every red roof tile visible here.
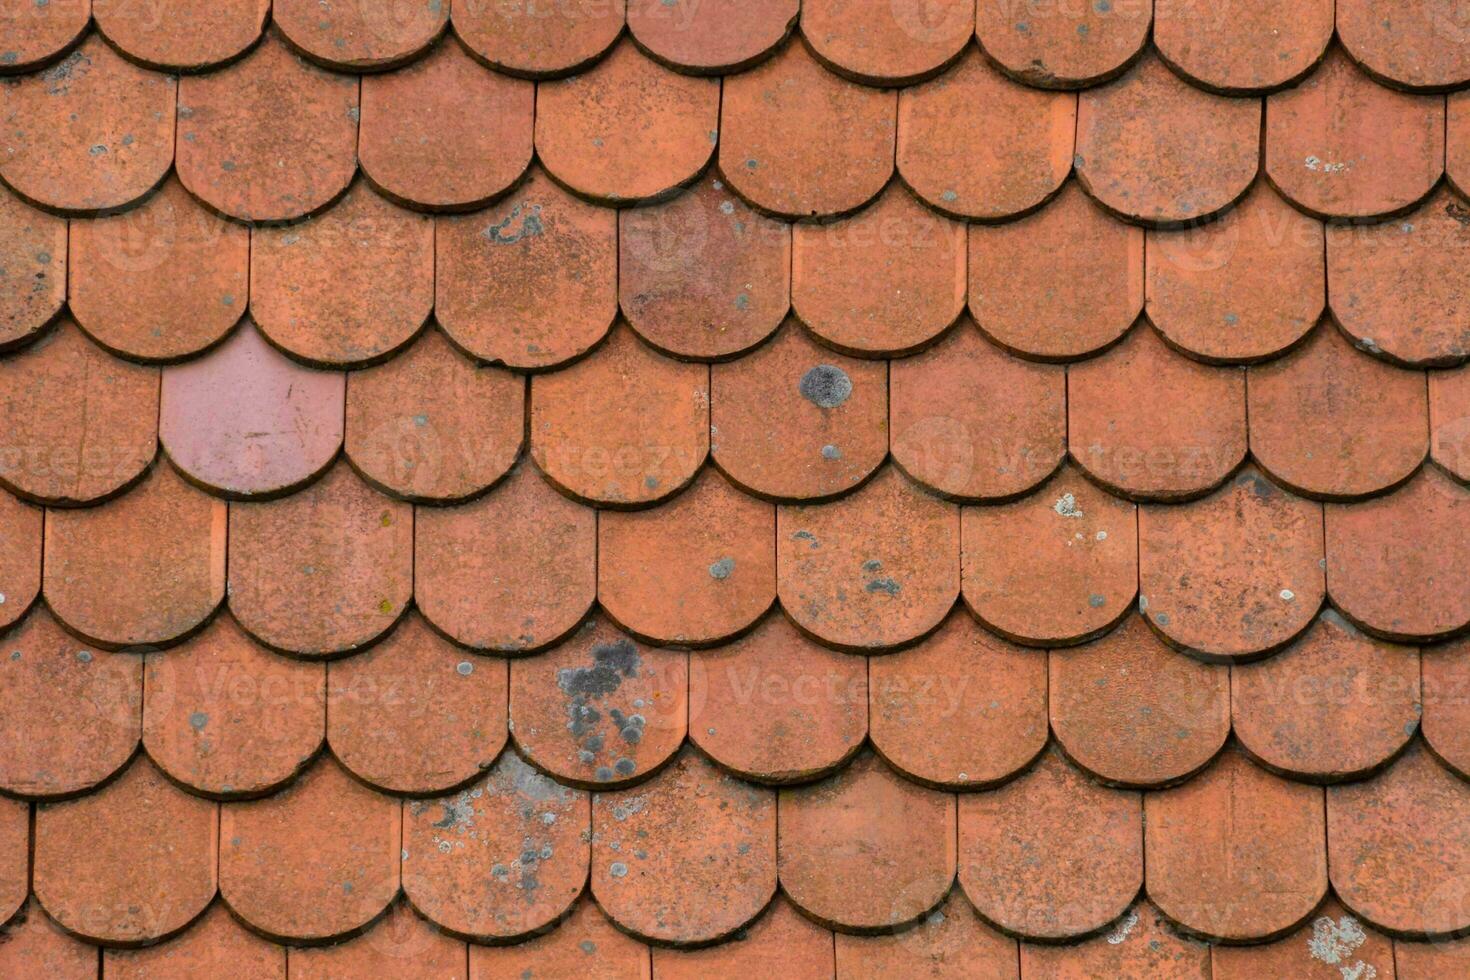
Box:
[1153,0,1331,94]
[274,0,446,71]
[0,184,65,350]
[0,0,88,73]
[92,0,268,72]
[0,489,40,632]
[451,0,624,78]
[1424,638,1470,777]
[288,899,465,978]
[1338,0,1470,91]
[833,888,1019,977]
[655,895,830,978]
[0,796,26,924]
[800,0,971,86]
[626,0,796,74]
[0,903,99,978]
[1019,901,1210,978]
[1211,898,1395,979]
[469,897,649,978]
[975,0,1149,89]
[102,903,285,979]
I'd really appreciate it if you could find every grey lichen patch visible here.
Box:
[609,861,629,878]
[1053,493,1084,518]
[456,660,475,676]
[188,711,209,732]
[484,203,544,245]
[709,557,735,580]
[821,444,842,460]
[791,529,820,549]
[1088,594,1106,608]
[799,365,853,409]
[560,639,648,779]
[865,577,901,596]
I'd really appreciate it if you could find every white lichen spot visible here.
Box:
[1280,589,1295,601]
[1307,915,1376,979]
[1106,909,1139,945]
[1304,155,1349,174]
[1095,530,1107,541]
[1054,493,1084,518]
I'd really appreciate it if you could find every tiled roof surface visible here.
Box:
[2,2,1470,976]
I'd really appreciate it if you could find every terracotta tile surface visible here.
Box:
[7,12,1470,974]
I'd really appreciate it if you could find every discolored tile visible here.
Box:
[1327,187,1470,367]
[620,174,790,360]
[1068,326,1246,501]
[0,184,64,350]
[1146,182,1323,364]
[1050,613,1229,788]
[1249,327,1428,498]
[961,465,1137,646]
[414,463,595,652]
[719,41,896,218]
[220,757,400,942]
[1020,901,1211,979]
[510,616,687,788]
[144,614,324,798]
[1153,0,1331,93]
[975,0,1149,88]
[869,612,1045,789]
[0,321,158,505]
[801,0,971,85]
[1075,53,1259,225]
[0,35,175,213]
[287,900,466,978]
[251,181,433,367]
[779,751,954,931]
[34,756,216,944]
[960,746,1141,940]
[103,902,286,979]
[0,0,89,73]
[834,888,1019,978]
[897,48,1074,220]
[689,614,867,783]
[778,466,960,651]
[274,0,446,70]
[1424,638,1470,776]
[593,748,775,944]
[0,490,40,631]
[93,0,269,71]
[176,33,358,222]
[345,327,524,503]
[1328,743,1470,936]
[403,752,588,940]
[891,322,1065,500]
[469,897,649,978]
[0,608,140,798]
[359,38,533,211]
[1432,365,1470,481]
[1325,467,1470,642]
[69,175,248,363]
[627,0,796,73]
[792,183,965,356]
[531,325,708,506]
[1338,0,1470,91]
[968,181,1142,361]
[536,40,718,205]
[0,796,25,924]
[710,323,888,500]
[436,167,617,369]
[1234,612,1419,783]
[1397,935,1470,977]
[0,903,99,978]
[1266,48,1443,220]
[599,468,775,646]
[655,895,832,978]
[229,462,411,656]
[1211,897,1395,980]
[328,613,506,796]
[452,0,624,77]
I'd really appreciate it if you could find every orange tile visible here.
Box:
[469,897,650,979]
[1019,901,1210,979]
[0,184,64,350]
[959,745,1140,941]
[1153,0,1331,93]
[0,321,158,505]
[359,38,533,211]
[288,900,466,979]
[402,751,588,941]
[1067,326,1246,501]
[1049,613,1229,787]
[778,466,960,651]
[778,751,955,931]
[961,465,1137,646]
[968,181,1142,361]
[103,902,286,979]
[1075,53,1259,224]
[1249,327,1428,498]
[1234,612,1420,782]
[536,40,718,205]
[620,174,790,361]
[250,181,433,368]
[436,167,616,369]
[220,757,399,942]
[531,325,708,506]
[143,614,324,798]
[1212,897,1395,980]
[834,888,1019,978]
[1145,182,1323,364]
[0,608,140,798]
[801,0,971,86]
[689,614,867,783]
[1397,935,1470,977]
[228,461,411,656]
[710,323,888,500]
[600,468,774,646]
[274,0,445,70]
[1328,743,1470,936]
[1431,365,1470,481]
[626,0,795,74]
[975,0,1149,89]
[1146,750,1326,941]
[1325,467,1470,642]
[1452,92,1470,195]
[69,175,248,363]
[93,0,268,71]
[452,0,625,78]
[160,321,343,498]
[0,35,174,213]
[34,755,216,944]
[897,48,1074,220]
[0,796,26,925]
[0,903,98,979]
[1266,47,1443,220]
[44,462,226,649]
[1338,0,1470,91]
[0,0,88,73]
[868,612,1046,788]
[327,614,506,795]
[592,748,775,944]
[654,895,831,979]
[510,616,686,787]
[0,489,40,632]
[1424,638,1470,777]
[176,32,358,222]
[719,41,896,218]
[414,463,595,652]
[345,327,524,503]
